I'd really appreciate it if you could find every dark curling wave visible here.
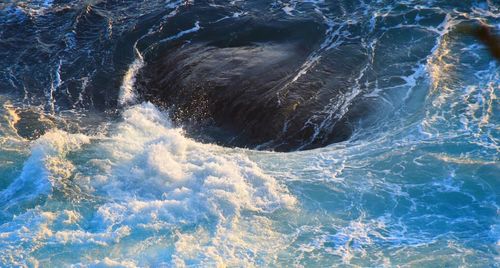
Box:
[1,0,451,151]
[137,17,369,152]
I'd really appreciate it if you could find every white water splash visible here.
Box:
[118,21,200,107]
[0,102,296,266]
[118,47,144,107]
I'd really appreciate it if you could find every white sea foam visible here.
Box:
[73,258,138,268]
[118,47,144,107]
[118,20,200,107]
[0,1,498,266]
[0,102,296,266]
[0,130,90,210]
[158,21,201,44]
[83,103,296,265]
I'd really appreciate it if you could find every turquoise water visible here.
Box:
[0,0,499,267]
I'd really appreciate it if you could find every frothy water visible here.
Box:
[0,0,499,267]
[0,103,296,266]
[118,48,143,107]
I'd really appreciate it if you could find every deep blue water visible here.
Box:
[0,0,499,267]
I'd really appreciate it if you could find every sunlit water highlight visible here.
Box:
[0,0,499,267]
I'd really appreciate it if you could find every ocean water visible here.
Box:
[0,0,499,267]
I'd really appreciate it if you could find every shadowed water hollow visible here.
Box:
[136,17,367,151]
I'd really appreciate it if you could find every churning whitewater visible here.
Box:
[0,0,499,267]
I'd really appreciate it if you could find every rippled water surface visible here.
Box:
[0,0,499,267]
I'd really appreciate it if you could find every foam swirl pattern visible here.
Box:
[0,0,499,266]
